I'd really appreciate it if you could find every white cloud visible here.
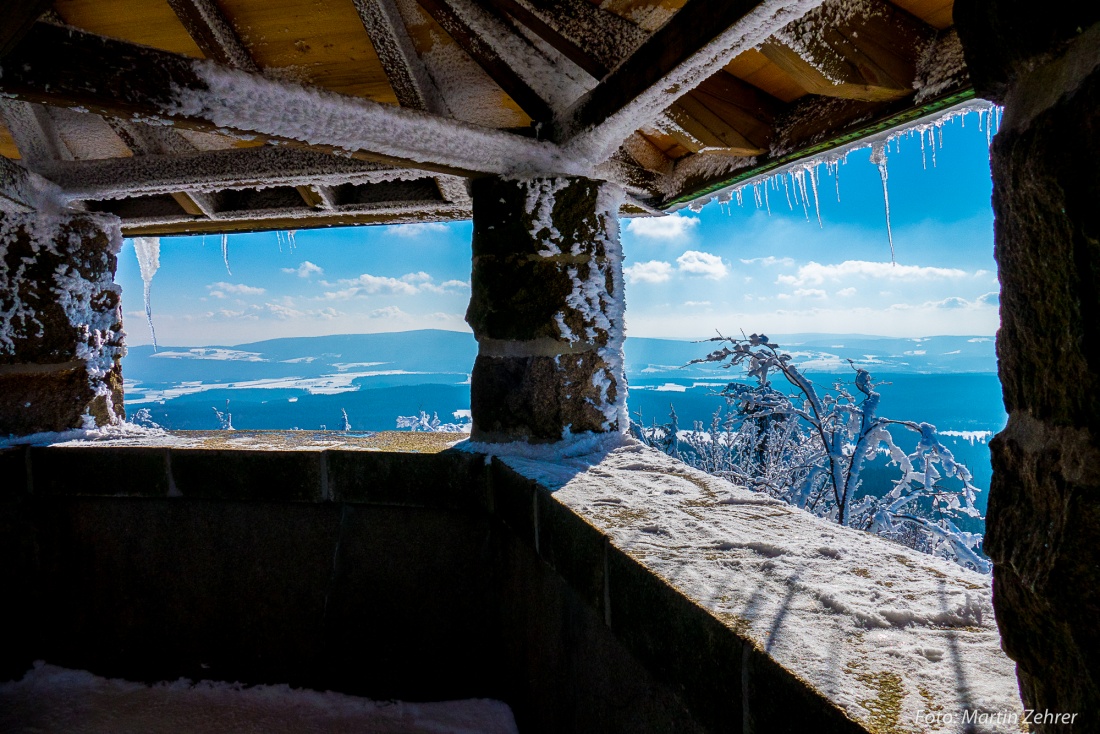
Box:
[977,291,1000,306]
[624,260,673,283]
[281,261,323,278]
[934,296,969,310]
[836,287,857,297]
[677,250,728,279]
[684,300,711,307]
[626,214,699,240]
[322,271,468,298]
[386,223,448,238]
[739,256,795,266]
[793,288,827,299]
[367,306,406,319]
[400,271,432,283]
[207,282,266,299]
[776,260,969,286]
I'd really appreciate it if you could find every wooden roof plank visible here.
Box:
[0,100,73,169]
[759,0,935,102]
[165,0,259,71]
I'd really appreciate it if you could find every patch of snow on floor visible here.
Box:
[0,662,519,734]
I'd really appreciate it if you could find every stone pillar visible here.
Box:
[956,3,1100,728]
[0,211,126,435]
[466,176,626,443]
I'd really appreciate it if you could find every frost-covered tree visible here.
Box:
[637,333,989,572]
[395,410,472,433]
[212,400,234,431]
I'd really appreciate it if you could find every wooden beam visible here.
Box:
[165,0,258,72]
[0,0,52,57]
[662,84,977,207]
[121,207,470,237]
[759,0,934,102]
[0,23,566,178]
[560,0,809,159]
[36,147,415,202]
[668,95,762,154]
[415,0,555,122]
[0,155,64,213]
[482,0,646,79]
[352,0,448,113]
[0,100,72,169]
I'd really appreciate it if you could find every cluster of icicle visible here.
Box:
[694,101,1004,263]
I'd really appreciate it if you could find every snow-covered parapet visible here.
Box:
[466,175,626,442]
[0,211,126,434]
[486,439,1023,732]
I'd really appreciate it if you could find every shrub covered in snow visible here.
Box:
[395,410,471,433]
[633,333,989,572]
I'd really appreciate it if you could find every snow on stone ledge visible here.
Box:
[494,439,1022,733]
[0,662,518,734]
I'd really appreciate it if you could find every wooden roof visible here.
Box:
[0,0,972,235]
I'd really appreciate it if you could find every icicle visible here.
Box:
[919,130,927,169]
[763,181,771,215]
[794,170,810,221]
[288,230,297,251]
[735,189,743,207]
[275,231,283,253]
[753,184,763,209]
[833,161,841,202]
[132,237,161,351]
[782,174,793,210]
[221,234,232,276]
[870,142,895,264]
[808,166,823,228]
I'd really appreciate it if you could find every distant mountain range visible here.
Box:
[123,330,997,401]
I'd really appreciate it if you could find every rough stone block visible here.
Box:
[471,352,619,441]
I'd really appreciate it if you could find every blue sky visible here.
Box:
[117,110,999,347]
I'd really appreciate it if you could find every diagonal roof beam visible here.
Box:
[0,100,74,169]
[415,0,585,124]
[0,0,52,57]
[0,23,577,179]
[482,0,646,79]
[0,155,65,213]
[558,0,824,162]
[165,0,259,72]
[353,0,449,114]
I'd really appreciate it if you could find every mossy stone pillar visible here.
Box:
[956,3,1100,726]
[466,176,626,443]
[0,212,126,435]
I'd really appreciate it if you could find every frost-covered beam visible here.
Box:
[483,0,647,79]
[0,0,51,57]
[558,0,823,161]
[0,156,65,214]
[37,147,422,202]
[0,100,73,170]
[165,0,259,72]
[414,0,559,123]
[0,23,576,179]
[759,0,934,102]
[353,0,448,114]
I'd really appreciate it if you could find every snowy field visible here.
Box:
[0,663,518,734]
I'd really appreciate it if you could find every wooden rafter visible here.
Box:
[353,0,447,113]
[0,100,72,169]
[121,207,469,237]
[482,0,646,79]
[414,0,554,123]
[165,0,258,72]
[560,0,808,158]
[0,0,52,58]
[759,0,934,102]
[0,155,63,213]
[0,23,566,179]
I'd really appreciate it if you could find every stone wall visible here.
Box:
[956,3,1100,728]
[467,176,627,442]
[0,212,125,434]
